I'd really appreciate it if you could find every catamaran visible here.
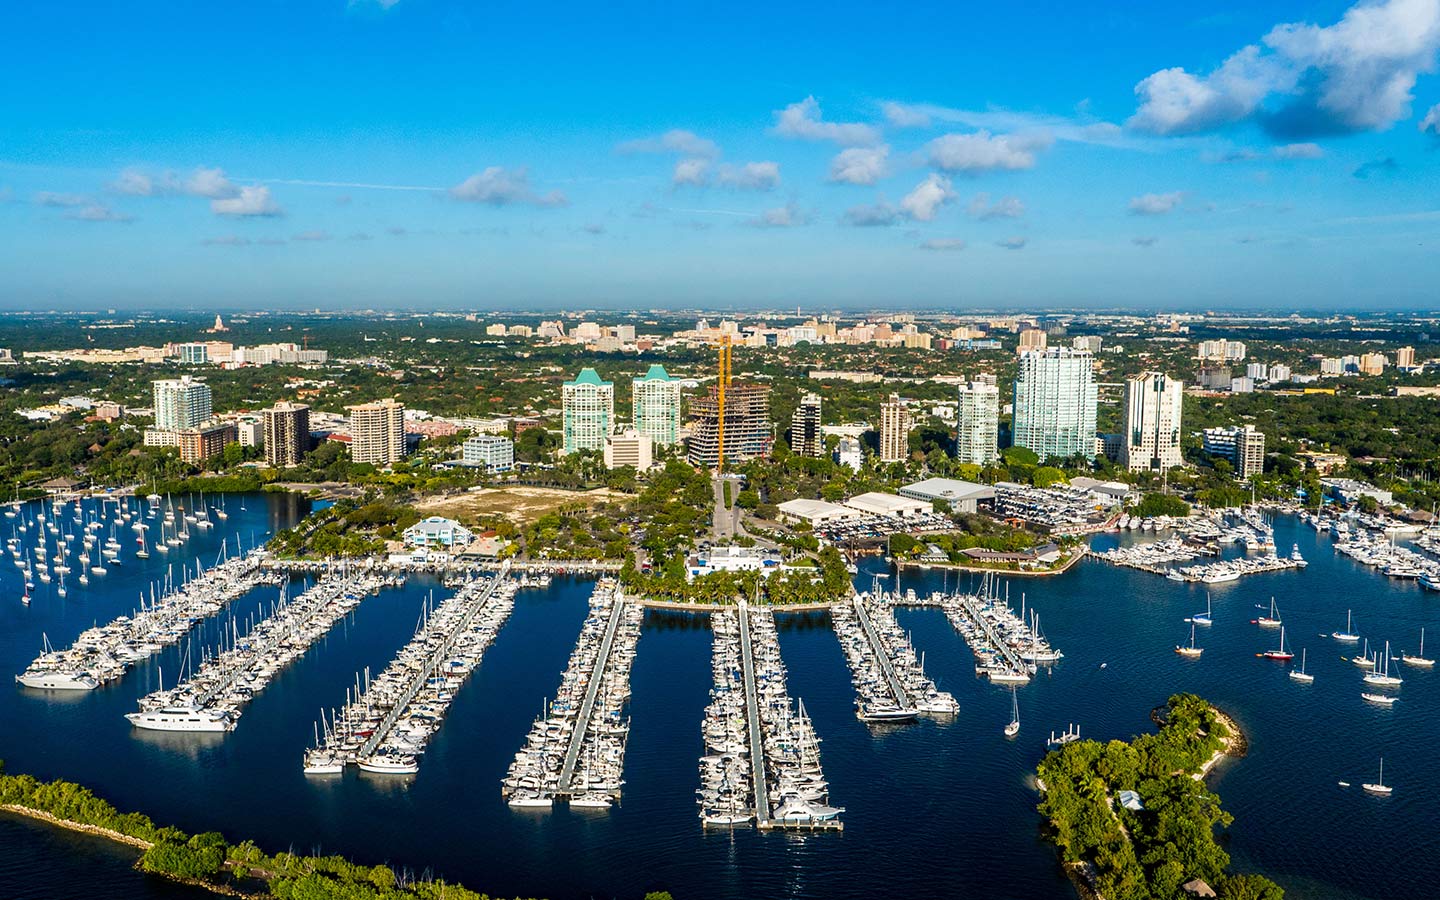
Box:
[1332,610,1360,642]
[1260,626,1294,661]
[1289,648,1314,682]
[1401,628,1434,667]
[1361,758,1393,795]
[1175,623,1203,658]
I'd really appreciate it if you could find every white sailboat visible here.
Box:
[1188,593,1212,626]
[1289,648,1314,682]
[1004,689,1020,738]
[1401,628,1434,668]
[1362,642,1403,687]
[1255,598,1281,628]
[1175,623,1203,658]
[1361,758,1393,795]
[1332,609,1360,643]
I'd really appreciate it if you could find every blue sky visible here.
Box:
[3,0,1439,310]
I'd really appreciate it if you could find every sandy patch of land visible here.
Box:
[416,486,627,526]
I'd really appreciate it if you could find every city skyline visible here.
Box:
[5,0,1440,310]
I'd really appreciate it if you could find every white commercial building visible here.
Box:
[955,377,999,466]
[835,437,864,471]
[899,478,995,513]
[562,367,614,453]
[776,498,861,527]
[631,364,681,447]
[1012,348,1097,461]
[1121,372,1184,472]
[153,376,213,430]
[403,516,474,548]
[462,434,515,473]
[843,491,930,518]
[604,429,654,470]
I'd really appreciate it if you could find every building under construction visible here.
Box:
[687,336,772,469]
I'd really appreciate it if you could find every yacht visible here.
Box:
[1361,758,1393,795]
[1352,639,1376,669]
[570,793,614,809]
[1361,692,1397,706]
[126,706,235,732]
[16,668,98,690]
[1362,642,1402,687]
[1401,628,1434,668]
[1332,610,1360,643]
[1260,626,1294,661]
[1289,544,1307,566]
[1289,648,1314,683]
[356,753,419,775]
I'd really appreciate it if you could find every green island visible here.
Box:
[0,763,672,900]
[1037,695,1282,900]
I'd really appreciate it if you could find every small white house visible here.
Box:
[403,516,474,548]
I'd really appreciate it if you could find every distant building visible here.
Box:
[462,434,514,473]
[1196,340,1246,362]
[403,516,474,548]
[955,377,999,466]
[776,498,860,528]
[234,416,263,448]
[789,392,824,457]
[1245,362,1268,380]
[1230,376,1255,394]
[1359,352,1387,376]
[843,491,930,518]
[1269,363,1292,382]
[1012,348,1097,462]
[899,478,995,514]
[1122,372,1184,472]
[178,343,210,365]
[562,367,614,454]
[1071,335,1103,353]
[878,393,910,462]
[153,377,212,430]
[686,382,772,469]
[631,364,682,447]
[1322,477,1394,507]
[835,436,864,471]
[1017,328,1048,355]
[176,422,236,464]
[262,402,311,467]
[604,429,654,470]
[346,398,407,465]
[1196,365,1232,390]
[1396,346,1416,368]
[1202,425,1266,478]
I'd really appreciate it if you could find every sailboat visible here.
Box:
[135,530,149,559]
[1260,626,1294,660]
[1255,598,1281,628]
[1175,623,1204,658]
[1401,628,1434,668]
[1351,638,1376,669]
[1289,648,1314,682]
[1361,758,1393,796]
[1332,610,1360,642]
[1188,593,1213,626]
[1362,642,1403,687]
[1004,689,1020,738]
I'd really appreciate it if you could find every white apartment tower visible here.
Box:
[153,376,213,430]
[1012,348,1098,461]
[955,377,999,466]
[879,393,910,463]
[631,364,681,447]
[1122,372,1184,472]
[563,367,614,453]
[346,398,407,465]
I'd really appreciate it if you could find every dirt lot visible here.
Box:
[415,486,627,526]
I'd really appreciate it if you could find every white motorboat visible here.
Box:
[356,753,419,775]
[126,706,235,732]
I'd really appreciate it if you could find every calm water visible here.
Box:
[2,506,1436,900]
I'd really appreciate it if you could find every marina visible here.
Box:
[927,581,1059,683]
[831,589,957,721]
[304,564,518,775]
[126,566,400,732]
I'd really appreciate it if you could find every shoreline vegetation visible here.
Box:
[0,765,673,900]
[895,546,1087,578]
[1037,695,1280,900]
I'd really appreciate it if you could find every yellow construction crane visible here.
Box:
[716,334,732,472]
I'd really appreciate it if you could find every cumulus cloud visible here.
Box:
[1354,157,1400,178]
[750,202,810,228]
[843,202,900,227]
[1130,0,1440,138]
[967,193,1025,220]
[881,101,934,129]
[1423,102,1440,134]
[186,167,239,199]
[1128,191,1186,215]
[111,166,241,199]
[925,130,1053,172]
[212,185,283,217]
[450,167,567,207]
[996,236,1028,250]
[900,174,956,221]
[68,204,133,223]
[1133,236,1159,247]
[617,129,720,158]
[717,161,781,191]
[771,96,881,146]
[828,146,890,185]
[919,238,967,251]
[672,158,711,188]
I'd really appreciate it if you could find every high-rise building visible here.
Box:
[1397,346,1416,368]
[262,401,310,467]
[1197,340,1247,362]
[1012,348,1098,461]
[153,377,212,430]
[178,343,210,365]
[1269,363,1292,383]
[835,437,863,471]
[879,393,910,462]
[1121,372,1184,472]
[1359,352,1387,376]
[686,382,771,469]
[462,434,514,473]
[562,368,614,453]
[955,377,999,466]
[346,398,407,465]
[1017,328,1048,355]
[789,393,823,457]
[631,364,681,447]
[176,422,236,464]
[1203,425,1266,478]
[1071,335,1103,353]
[604,429,654,470]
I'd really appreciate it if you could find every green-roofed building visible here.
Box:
[562,367,614,453]
[632,363,682,447]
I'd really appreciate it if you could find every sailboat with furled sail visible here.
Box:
[1175,623,1203,658]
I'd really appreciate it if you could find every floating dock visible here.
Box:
[833,592,958,721]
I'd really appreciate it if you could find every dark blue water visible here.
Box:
[3,510,1436,899]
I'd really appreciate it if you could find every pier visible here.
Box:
[697,610,756,827]
[555,589,639,798]
[306,563,516,775]
[833,593,958,720]
[736,603,772,828]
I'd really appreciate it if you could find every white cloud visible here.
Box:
[996,236,1028,250]
[920,238,967,251]
[33,191,89,208]
[967,193,1025,220]
[771,96,881,146]
[879,102,1134,148]
[828,146,890,185]
[926,130,1053,172]
[617,129,720,158]
[717,161,781,191]
[1272,142,1325,158]
[1128,191,1186,215]
[1130,0,1440,138]
[881,101,934,129]
[1423,102,1440,133]
[68,204,133,223]
[186,167,239,199]
[672,158,711,188]
[750,202,810,228]
[212,185,283,217]
[843,202,900,227]
[900,174,956,221]
[450,167,567,207]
